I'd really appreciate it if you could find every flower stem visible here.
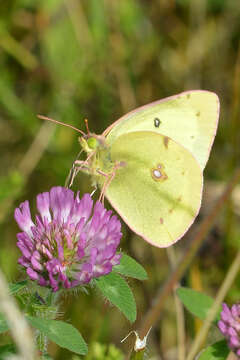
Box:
[30,286,62,354]
[167,247,186,360]
[129,350,145,360]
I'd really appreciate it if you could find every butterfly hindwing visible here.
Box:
[102,131,203,247]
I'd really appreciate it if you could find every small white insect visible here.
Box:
[121,327,152,352]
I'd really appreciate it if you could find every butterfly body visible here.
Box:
[75,133,117,191]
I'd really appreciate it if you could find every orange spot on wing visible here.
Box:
[151,163,168,182]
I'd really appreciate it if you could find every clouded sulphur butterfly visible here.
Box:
[40,90,219,248]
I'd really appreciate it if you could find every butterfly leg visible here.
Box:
[65,160,88,188]
[98,162,122,203]
[65,151,95,188]
[65,149,83,187]
[96,169,109,203]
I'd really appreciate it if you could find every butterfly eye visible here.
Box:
[87,137,98,149]
[154,117,161,128]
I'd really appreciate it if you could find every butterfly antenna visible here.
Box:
[84,118,90,136]
[37,115,86,136]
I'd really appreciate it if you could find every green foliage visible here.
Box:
[27,316,88,355]
[113,253,148,280]
[96,272,136,323]
[0,171,24,202]
[0,76,37,131]
[9,280,27,295]
[177,287,221,322]
[0,314,8,334]
[197,340,229,360]
[0,344,16,359]
[84,341,124,360]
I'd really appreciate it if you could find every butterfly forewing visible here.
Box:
[104,90,219,170]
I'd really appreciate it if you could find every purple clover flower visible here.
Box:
[14,187,122,292]
[218,303,240,356]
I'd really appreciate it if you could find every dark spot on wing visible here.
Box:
[154,117,161,128]
[191,135,195,139]
[196,111,200,117]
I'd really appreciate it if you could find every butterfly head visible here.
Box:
[79,134,107,155]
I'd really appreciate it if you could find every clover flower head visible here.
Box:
[218,303,240,356]
[15,187,122,292]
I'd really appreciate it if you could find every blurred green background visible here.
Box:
[1,0,240,358]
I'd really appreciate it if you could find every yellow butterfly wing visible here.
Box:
[104,90,219,170]
[101,131,203,247]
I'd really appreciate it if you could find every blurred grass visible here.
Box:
[0,0,240,358]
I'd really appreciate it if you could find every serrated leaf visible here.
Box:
[197,340,229,360]
[177,287,217,320]
[96,272,136,323]
[0,313,9,333]
[27,316,87,355]
[113,254,148,280]
[9,280,27,295]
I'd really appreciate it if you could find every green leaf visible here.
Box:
[177,287,217,320]
[0,344,16,359]
[113,254,148,280]
[0,313,9,333]
[198,340,229,359]
[27,316,87,355]
[9,280,27,295]
[96,272,136,323]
